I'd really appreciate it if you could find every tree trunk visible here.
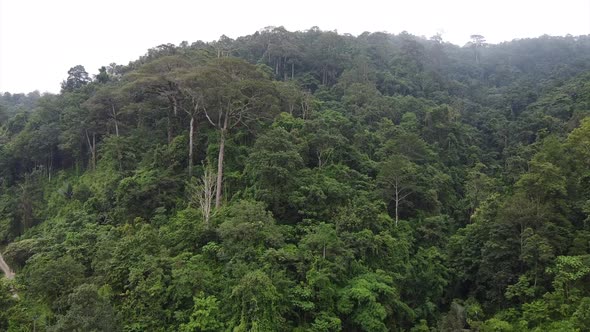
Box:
[111,104,123,171]
[171,96,178,116]
[395,186,399,226]
[167,111,173,144]
[215,114,229,208]
[92,133,96,170]
[48,148,53,181]
[197,166,216,228]
[188,116,195,178]
[291,62,294,80]
[85,130,96,170]
[301,93,311,120]
[111,104,119,137]
[215,132,225,208]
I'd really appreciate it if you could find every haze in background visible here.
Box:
[1,0,589,94]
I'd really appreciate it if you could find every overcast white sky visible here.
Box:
[1,0,589,94]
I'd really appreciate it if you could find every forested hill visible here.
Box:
[1,27,590,331]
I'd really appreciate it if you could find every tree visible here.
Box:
[201,58,278,208]
[126,55,191,144]
[308,31,347,85]
[211,34,234,58]
[402,246,449,321]
[0,279,16,329]
[300,222,343,260]
[378,156,419,225]
[468,35,486,64]
[21,254,85,306]
[303,110,351,168]
[61,65,91,92]
[230,270,284,331]
[0,104,8,124]
[275,81,307,116]
[83,83,129,171]
[85,83,127,138]
[547,255,590,303]
[16,172,44,233]
[189,163,216,227]
[175,65,210,178]
[337,271,401,332]
[49,284,119,332]
[217,200,283,261]
[56,90,95,168]
[516,159,566,203]
[95,66,110,84]
[520,229,554,288]
[116,167,181,221]
[180,293,224,332]
[245,126,303,215]
[464,163,496,216]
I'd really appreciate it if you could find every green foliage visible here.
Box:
[180,293,224,332]
[0,279,17,330]
[1,28,590,331]
[310,312,341,332]
[230,270,284,331]
[479,318,514,332]
[116,167,181,221]
[337,271,397,332]
[48,283,119,332]
[547,255,590,304]
[217,200,283,262]
[61,65,91,92]
[21,254,85,308]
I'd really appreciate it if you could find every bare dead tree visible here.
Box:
[190,164,217,227]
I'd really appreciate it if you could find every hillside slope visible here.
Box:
[0,28,590,331]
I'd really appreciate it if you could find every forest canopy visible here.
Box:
[1,27,590,331]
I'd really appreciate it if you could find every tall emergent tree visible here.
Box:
[201,58,279,208]
[61,65,91,92]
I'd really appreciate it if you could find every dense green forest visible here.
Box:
[1,27,590,331]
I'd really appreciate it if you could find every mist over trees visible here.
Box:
[1,27,590,331]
